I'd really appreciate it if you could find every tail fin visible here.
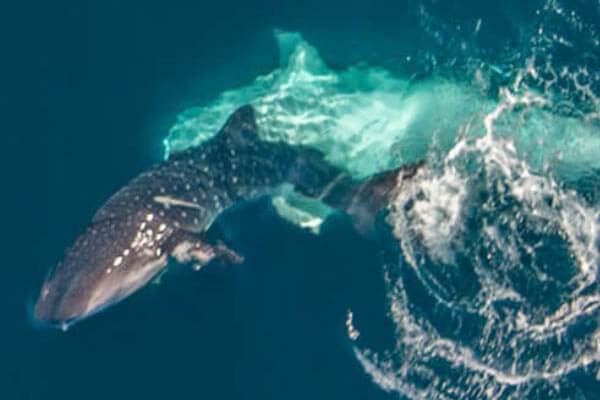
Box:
[322,162,423,236]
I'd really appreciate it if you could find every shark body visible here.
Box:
[34,105,419,328]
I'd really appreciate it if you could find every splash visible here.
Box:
[363,131,600,399]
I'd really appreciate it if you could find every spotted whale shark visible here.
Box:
[34,105,420,328]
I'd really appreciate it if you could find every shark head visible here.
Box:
[34,211,173,328]
[32,105,261,329]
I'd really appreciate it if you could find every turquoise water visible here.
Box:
[3,1,600,399]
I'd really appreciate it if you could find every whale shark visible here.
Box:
[34,105,420,329]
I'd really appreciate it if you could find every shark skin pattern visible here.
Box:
[34,105,420,329]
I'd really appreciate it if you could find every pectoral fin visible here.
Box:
[167,232,244,269]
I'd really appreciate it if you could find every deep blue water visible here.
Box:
[2,1,600,399]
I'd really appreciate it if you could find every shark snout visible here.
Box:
[33,278,91,328]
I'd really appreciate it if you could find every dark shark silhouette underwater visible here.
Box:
[34,105,421,329]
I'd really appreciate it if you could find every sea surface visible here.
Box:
[2,1,600,399]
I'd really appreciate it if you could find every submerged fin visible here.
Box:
[166,231,244,269]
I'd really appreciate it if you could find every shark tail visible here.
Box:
[320,162,424,236]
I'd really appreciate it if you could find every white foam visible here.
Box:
[390,163,467,267]
[363,120,600,399]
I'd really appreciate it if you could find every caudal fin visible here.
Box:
[322,162,424,236]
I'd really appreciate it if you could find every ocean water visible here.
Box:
[2,1,600,399]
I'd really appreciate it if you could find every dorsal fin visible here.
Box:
[216,105,259,145]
